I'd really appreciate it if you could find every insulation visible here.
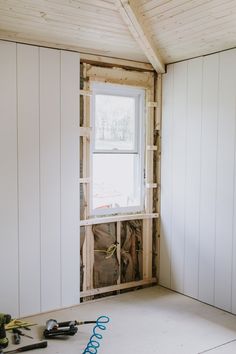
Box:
[121,220,143,283]
[93,223,119,288]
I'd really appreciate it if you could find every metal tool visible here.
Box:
[0,314,11,349]
[3,341,47,353]
[12,332,20,345]
[44,319,97,339]
[12,330,33,340]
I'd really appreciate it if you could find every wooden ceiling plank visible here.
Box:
[145,0,235,26]
[115,0,165,73]
[155,16,236,47]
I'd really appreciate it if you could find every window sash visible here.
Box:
[91,83,144,154]
[90,82,145,216]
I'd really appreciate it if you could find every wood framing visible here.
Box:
[115,0,165,73]
[81,278,157,297]
[80,53,153,72]
[80,61,157,299]
[80,213,159,226]
[155,74,162,282]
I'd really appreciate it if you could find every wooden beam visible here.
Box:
[80,278,157,297]
[115,0,165,73]
[80,212,159,226]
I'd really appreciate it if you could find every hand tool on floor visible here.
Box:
[3,341,47,353]
[12,329,33,340]
[0,314,11,349]
[6,320,36,331]
[12,332,20,346]
[44,319,97,338]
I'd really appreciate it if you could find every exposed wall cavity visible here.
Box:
[80,62,160,299]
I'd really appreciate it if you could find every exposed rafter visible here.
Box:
[115,0,165,73]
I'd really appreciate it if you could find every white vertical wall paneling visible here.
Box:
[0,41,19,316]
[232,72,236,314]
[159,64,174,287]
[17,44,41,316]
[214,49,236,311]
[162,49,236,313]
[198,54,219,305]
[170,62,187,292]
[40,48,61,311]
[183,58,202,298]
[60,51,80,307]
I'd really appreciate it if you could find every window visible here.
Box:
[91,82,145,216]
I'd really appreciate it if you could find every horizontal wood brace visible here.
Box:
[147,145,157,151]
[148,101,158,108]
[146,183,158,189]
[79,177,90,184]
[79,127,91,137]
[80,278,157,297]
[80,212,159,226]
[80,89,92,96]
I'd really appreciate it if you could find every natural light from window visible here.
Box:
[91,83,144,216]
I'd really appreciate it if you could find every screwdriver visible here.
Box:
[12,329,33,340]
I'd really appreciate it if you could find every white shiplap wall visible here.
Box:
[160,48,236,313]
[0,41,80,317]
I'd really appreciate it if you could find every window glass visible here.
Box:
[94,94,136,152]
[91,83,144,216]
[93,154,141,211]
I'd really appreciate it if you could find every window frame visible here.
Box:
[90,82,145,217]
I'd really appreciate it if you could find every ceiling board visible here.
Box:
[0,0,236,67]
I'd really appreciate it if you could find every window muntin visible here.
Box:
[91,82,145,216]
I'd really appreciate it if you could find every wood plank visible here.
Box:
[80,213,159,226]
[17,43,41,316]
[87,65,154,88]
[198,54,219,305]
[60,50,80,307]
[170,61,188,293]
[80,53,153,71]
[115,0,165,73]
[117,221,121,285]
[39,47,61,312]
[159,64,174,288]
[0,40,19,316]
[183,57,202,299]
[81,277,157,297]
[214,49,236,311]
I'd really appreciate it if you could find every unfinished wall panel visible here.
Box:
[161,48,236,314]
[80,63,158,298]
[0,41,18,316]
[17,44,41,316]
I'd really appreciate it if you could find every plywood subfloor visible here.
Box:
[6,286,236,354]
